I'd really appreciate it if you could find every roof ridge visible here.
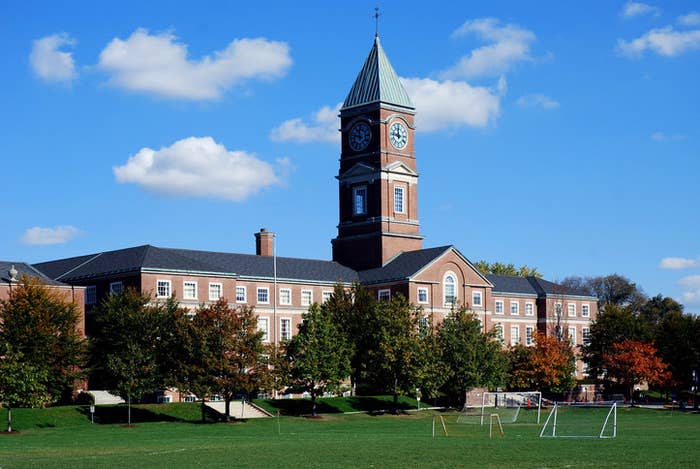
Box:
[55,252,104,281]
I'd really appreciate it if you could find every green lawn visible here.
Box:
[0,404,699,468]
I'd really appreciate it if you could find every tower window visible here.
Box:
[444,272,457,306]
[394,186,405,213]
[353,186,367,215]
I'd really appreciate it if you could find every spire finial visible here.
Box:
[373,6,381,38]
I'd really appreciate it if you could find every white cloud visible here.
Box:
[617,26,700,57]
[270,104,340,143]
[621,2,661,19]
[651,131,687,141]
[679,275,700,307]
[681,290,700,306]
[97,29,292,100]
[443,18,536,78]
[30,33,77,83]
[21,225,81,245]
[660,256,699,269]
[401,77,501,131]
[516,93,560,110]
[114,136,289,201]
[679,12,700,26]
[679,275,700,288]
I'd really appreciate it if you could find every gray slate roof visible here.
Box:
[487,274,539,296]
[358,246,453,284]
[342,36,414,111]
[33,245,358,284]
[0,261,66,286]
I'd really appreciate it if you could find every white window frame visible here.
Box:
[183,281,197,300]
[568,303,576,317]
[257,287,270,305]
[582,327,591,346]
[417,287,429,304]
[525,326,534,346]
[378,289,391,301]
[279,288,292,306]
[85,285,97,305]
[510,301,519,315]
[257,317,269,342]
[353,185,367,215]
[582,303,590,317]
[555,302,563,317]
[109,281,123,295]
[393,185,405,214]
[280,317,292,341]
[568,326,577,345]
[443,271,457,306]
[510,326,520,346]
[495,300,504,314]
[156,280,171,299]
[525,302,534,316]
[495,324,504,343]
[208,282,223,301]
[322,291,333,303]
[472,291,482,307]
[301,289,313,307]
[236,286,247,303]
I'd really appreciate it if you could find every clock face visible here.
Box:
[389,122,408,149]
[349,122,372,151]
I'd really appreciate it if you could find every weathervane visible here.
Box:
[374,6,381,37]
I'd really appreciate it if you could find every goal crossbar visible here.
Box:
[539,402,617,439]
[479,391,542,425]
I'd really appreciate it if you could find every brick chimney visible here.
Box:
[255,228,275,256]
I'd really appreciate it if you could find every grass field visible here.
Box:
[1,403,699,468]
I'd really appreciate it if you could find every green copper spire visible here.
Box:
[341,36,414,111]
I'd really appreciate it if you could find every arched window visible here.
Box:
[444,272,457,306]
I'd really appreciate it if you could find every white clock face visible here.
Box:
[349,122,372,151]
[389,122,408,149]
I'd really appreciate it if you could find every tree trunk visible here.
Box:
[201,398,207,422]
[127,394,132,427]
[225,398,231,422]
[393,377,399,414]
[7,406,12,433]
[311,388,317,417]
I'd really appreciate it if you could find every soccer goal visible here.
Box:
[539,402,617,439]
[457,391,541,425]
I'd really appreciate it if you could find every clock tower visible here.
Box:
[332,35,423,271]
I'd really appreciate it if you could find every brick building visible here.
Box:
[32,36,596,382]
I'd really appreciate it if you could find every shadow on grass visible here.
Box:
[258,396,416,416]
[76,404,221,425]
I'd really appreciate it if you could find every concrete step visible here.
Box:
[205,400,272,419]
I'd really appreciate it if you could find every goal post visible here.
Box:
[539,402,617,439]
[480,391,542,425]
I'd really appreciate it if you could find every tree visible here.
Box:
[285,304,352,416]
[184,299,268,422]
[639,295,683,332]
[654,311,700,390]
[582,304,651,379]
[437,307,506,405]
[507,332,576,394]
[475,261,541,278]
[0,345,50,432]
[561,274,646,311]
[602,340,670,401]
[0,276,86,404]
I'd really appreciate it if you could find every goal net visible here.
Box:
[539,402,617,439]
[457,391,541,425]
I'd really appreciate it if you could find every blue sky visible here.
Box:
[1,1,699,312]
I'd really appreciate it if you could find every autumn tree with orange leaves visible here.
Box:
[507,332,576,393]
[601,340,670,401]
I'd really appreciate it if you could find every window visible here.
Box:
[257,287,269,304]
[525,302,534,316]
[393,186,405,213]
[257,317,269,342]
[472,291,482,307]
[568,326,577,345]
[582,327,591,346]
[495,324,504,344]
[353,186,367,215]
[281,318,292,341]
[279,288,291,305]
[582,304,590,317]
[301,290,313,306]
[419,316,429,331]
[495,300,504,314]
[378,289,391,301]
[85,285,97,305]
[322,291,333,303]
[157,280,171,298]
[236,286,247,303]
[109,281,123,295]
[417,287,429,304]
[555,303,562,317]
[568,303,576,317]
[510,301,519,315]
[510,326,520,346]
[209,283,222,301]
[525,326,534,346]
[444,273,457,306]
[183,281,197,300]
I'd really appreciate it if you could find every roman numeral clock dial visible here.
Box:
[389,122,408,149]
[349,122,372,151]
